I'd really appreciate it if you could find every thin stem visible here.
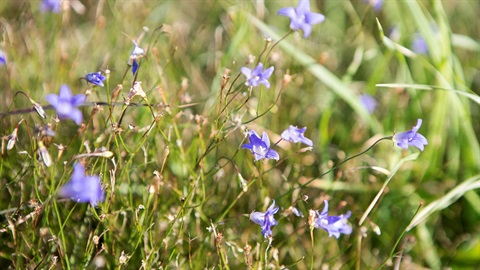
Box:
[309,227,315,270]
[279,136,393,199]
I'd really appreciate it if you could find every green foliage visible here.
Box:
[1,0,479,269]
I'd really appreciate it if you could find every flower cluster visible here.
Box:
[242,125,312,161]
[250,199,352,240]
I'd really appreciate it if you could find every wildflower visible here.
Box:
[40,0,62,13]
[85,72,106,87]
[129,41,145,75]
[0,50,6,65]
[364,0,383,11]
[412,33,428,55]
[314,200,352,239]
[281,125,313,146]
[242,130,279,161]
[278,0,325,38]
[250,200,279,238]
[241,63,274,88]
[58,163,105,207]
[393,119,428,151]
[46,84,86,125]
[359,94,377,113]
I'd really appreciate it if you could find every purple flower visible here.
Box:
[412,33,428,55]
[46,84,86,125]
[241,63,274,88]
[281,125,313,146]
[250,200,280,238]
[40,0,62,13]
[314,200,352,239]
[0,50,6,65]
[58,163,105,207]
[393,119,428,151]
[278,0,325,38]
[85,72,106,87]
[359,94,377,113]
[129,41,145,75]
[242,130,280,161]
[364,0,383,11]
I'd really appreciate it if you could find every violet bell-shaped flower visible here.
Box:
[278,0,325,38]
[359,94,377,114]
[314,200,352,239]
[46,84,86,125]
[393,119,428,151]
[242,130,279,161]
[281,126,313,146]
[129,41,145,75]
[85,72,106,87]
[241,63,274,88]
[250,200,280,238]
[412,33,428,55]
[0,50,6,65]
[40,0,62,13]
[58,163,105,207]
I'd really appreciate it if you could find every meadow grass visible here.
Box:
[0,0,479,269]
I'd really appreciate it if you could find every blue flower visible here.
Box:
[58,163,105,207]
[241,63,274,88]
[281,125,313,146]
[129,41,145,75]
[364,0,383,11]
[359,94,377,113]
[393,119,428,151]
[85,72,106,87]
[278,0,325,38]
[250,200,280,238]
[242,130,280,161]
[412,33,428,55]
[46,84,86,125]
[40,0,62,13]
[314,200,352,239]
[0,50,6,65]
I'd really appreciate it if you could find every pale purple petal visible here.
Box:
[393,119,428,151]
[59,85,73,99]
[305,12,325,25]
[296,0,310,14]
[277,7,296,18]
[70,109,83,125]
[71,94,87,106]
[58,163,105,207]
[241,67,252,77]
[278,0,325,38]
[262,66,274,79]
[45,94,59,108]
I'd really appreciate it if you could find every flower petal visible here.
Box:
[277,7,296,19]
[305,12,325,25]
